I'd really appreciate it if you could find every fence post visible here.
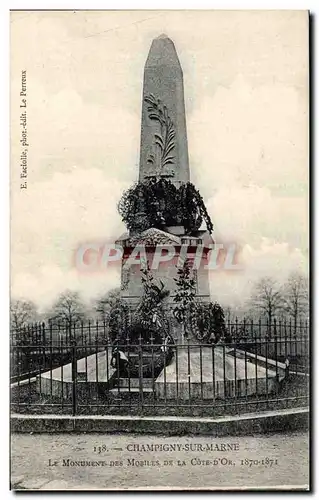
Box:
[49,320,53,397]
[103,319,107,343]
[126,334,131,411]
[42,322,46,344]
[187,335,191,407]
[41,323,46,379]
[71,328,77,416]
[274,318,278,390]
[138,334,144,412]
[25,324,31,374]
[150,333,155,410]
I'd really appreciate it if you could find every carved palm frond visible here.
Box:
[161,118,175,167]
[144,93,157,106]
[145,94,176,171]
[162,157,174,166]
[154,133,164,151]
[167,127,175,142]
[147,153,155,164]
[162,142,175,165]
[148,113,161,125]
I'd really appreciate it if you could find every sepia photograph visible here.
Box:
[10,9,309,491]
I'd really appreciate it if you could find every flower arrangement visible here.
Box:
[173,260,226,343]
[118,178,213,235]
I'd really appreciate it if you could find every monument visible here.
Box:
[139,34,190,185]
[37,35,286,403]
[114,34,286,398]
[116,34,213,340]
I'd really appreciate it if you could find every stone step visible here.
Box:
[113,378,154,389]
[115,353,161,358]
[110,387,153,393]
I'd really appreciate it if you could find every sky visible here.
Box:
[10,10,309,311]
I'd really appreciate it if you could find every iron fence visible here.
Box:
[10,319,309,417]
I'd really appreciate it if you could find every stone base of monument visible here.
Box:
[154,346,286,400]
[37,346,286,403]
[36,350,116,399]
[36,351,158,399]
[110,378,154,394]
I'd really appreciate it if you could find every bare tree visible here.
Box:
[95,288,121,323]
[223,305,237,324]
[51,290,85,326]
[283,272,309,332]
[249,277,284,333]
[10,299,37,332]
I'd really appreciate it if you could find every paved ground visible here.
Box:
[10,431,309,490]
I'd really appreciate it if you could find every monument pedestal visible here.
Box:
[116,227,213,315]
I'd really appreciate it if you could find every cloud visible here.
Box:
[206,184,308,250]
[11,266,121,313]
[209,239,307,307]
[11,167,126,309]
[189,75,307,196]
[187,75,308,306]
[11,79,140,185]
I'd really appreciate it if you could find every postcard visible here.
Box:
[10,10,309,491]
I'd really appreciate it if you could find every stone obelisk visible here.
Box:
[139,34,190,186]
[117,34,212,319]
